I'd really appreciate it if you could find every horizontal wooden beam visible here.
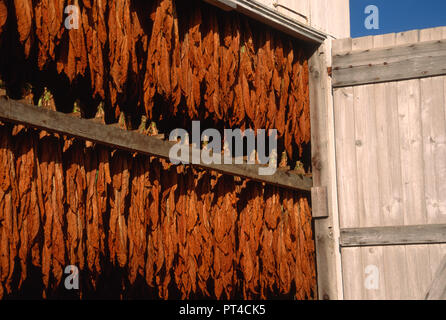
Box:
[0,98,312,192]
[340,224,446,247]
[332,39,446,87]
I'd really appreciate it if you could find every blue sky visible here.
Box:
[350,0,446,38]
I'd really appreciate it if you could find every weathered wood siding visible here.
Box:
[255,0,350,38]
[332,27,446,299]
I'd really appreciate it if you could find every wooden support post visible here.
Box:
[309,39,343,300]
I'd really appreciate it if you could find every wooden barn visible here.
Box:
[0,0,444,300]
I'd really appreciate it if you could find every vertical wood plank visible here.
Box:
[334,87,359,229]
[332,38,356,230]
[333,36,365,300]
[373,33,404,227]
[334,85,362,298]
[426,251,446,299]
[352,36,375,228]
[276,0,310,25]
[421,28,446,291]
[361,246,386,299]
[309,39,344,299]
[337,0,351,38]
[427,244,446,287]
[383,246,410,299]
[309,0,321,33]
[395,30,433,300]
[347,36,375,300]
[372,33,407,300]
[309,0,350,38]
[405,245,433,299]
[395,30,426,226]
[326,0,350,38]
[310,0,328,36]
[443,27,446,220]
[353,84,381,228]
[341,248,363,300]
[419,29,446,225]
[442,75,446,218]
[354,34,409,300]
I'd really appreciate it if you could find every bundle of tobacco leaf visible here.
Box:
[0,0,315,300]
[1,0,310,159]
[0,121,316,300]
[0,0,6,38]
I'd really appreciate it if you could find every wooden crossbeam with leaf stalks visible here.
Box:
[0,98,313,192]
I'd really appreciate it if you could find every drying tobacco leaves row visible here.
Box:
[0,0,310,159]
[0,120,316,299]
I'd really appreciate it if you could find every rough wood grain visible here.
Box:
[340,224,446,247]
[372,33,401,300]
[309,39,343,300]
[332,38,446,87]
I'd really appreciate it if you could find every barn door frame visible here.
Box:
[308,39,344,300]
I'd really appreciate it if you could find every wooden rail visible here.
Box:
[0,98,312,192]
[332,38,446,87]
[340,224,446,247]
